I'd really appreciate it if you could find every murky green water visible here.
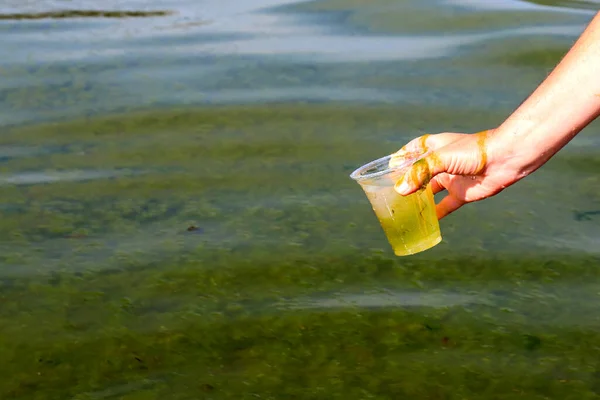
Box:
[1,0,600,398]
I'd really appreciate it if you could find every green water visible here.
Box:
[1,0,600,398]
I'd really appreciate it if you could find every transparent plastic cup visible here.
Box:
[350,153,442,256]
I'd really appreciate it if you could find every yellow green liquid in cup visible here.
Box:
[362,183,441,256]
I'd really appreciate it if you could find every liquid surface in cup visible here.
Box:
[362,183,441,256]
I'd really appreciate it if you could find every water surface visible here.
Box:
[1,0,600,398]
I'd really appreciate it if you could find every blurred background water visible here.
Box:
[1,1,600,399]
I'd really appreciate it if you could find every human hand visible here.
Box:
[391,130,518,219]
[389,12,600,221]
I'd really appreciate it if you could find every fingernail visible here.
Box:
[395,179,411,195]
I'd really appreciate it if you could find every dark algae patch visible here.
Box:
[0,10,173,20]
[573,210,600,221]
[1,104,600,398]
[4,250,600,399]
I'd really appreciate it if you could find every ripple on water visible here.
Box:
[447,0,598,13]
[0,169,135,186]
[0,10,172,20]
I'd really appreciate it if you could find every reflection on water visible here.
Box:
[192,25,582,62]
[281,290,485,310]
[1,0,600,398]
[527,0,600,9]
[0,10,172,19]
[449,0,599,11]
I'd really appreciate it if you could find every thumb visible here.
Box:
[394,134,487,195]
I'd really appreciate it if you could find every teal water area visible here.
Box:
[1,0,600,398]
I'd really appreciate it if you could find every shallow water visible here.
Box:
[1,0,600,398]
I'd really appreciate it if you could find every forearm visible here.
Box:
[491,11,600,180]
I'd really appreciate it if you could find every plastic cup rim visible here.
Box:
[349,152,427,182]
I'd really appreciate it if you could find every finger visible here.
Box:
[391,133,469,192]
[390,132,464,166]
[395,132,489,196]
[399,134,431,153]
[389,134,430,167]
[430,176,446,195]
[422,132,465,150]
[394,152,444,196]
[436,193,465,220]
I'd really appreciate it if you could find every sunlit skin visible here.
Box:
[391,130,497,220]
[394,11,600,220]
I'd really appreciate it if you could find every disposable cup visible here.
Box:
[350,153,441,256]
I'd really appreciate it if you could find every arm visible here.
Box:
[395,11,600,219]
[493,10,600,181]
